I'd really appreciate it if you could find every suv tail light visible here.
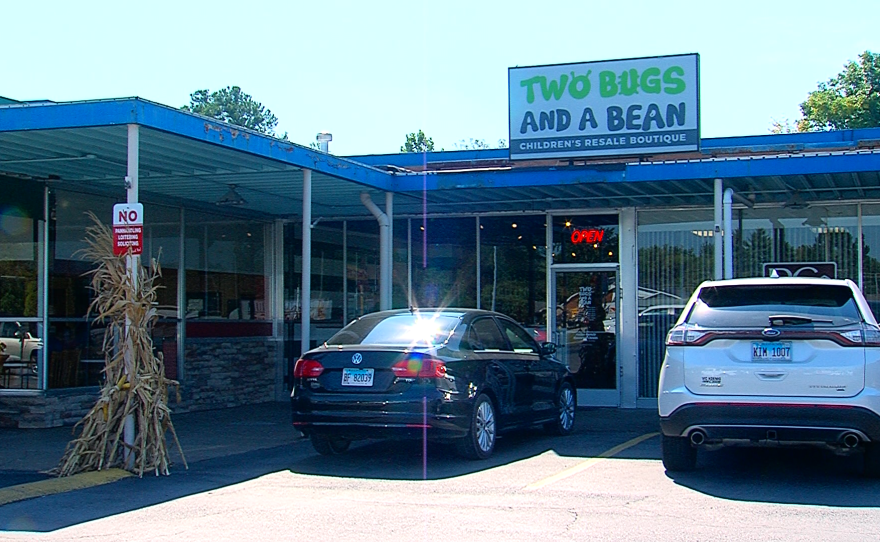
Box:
[293,358,324,378]
[666,324,713,346]
[392,355,447,378]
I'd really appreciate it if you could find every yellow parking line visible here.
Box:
[0,468,132,506]
[525,432,659,491]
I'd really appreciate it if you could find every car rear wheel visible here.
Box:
[864,443,880,478]
[661,434,697,472]
[457,394,496,460]
[310,434,351,456]
[545,382,576,436]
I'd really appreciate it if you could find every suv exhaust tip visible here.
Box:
[689,430,707,446]
[842,432,861,449]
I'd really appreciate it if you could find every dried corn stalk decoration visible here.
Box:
[54,212,187,477]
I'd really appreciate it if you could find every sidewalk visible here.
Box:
[0,401,300,488]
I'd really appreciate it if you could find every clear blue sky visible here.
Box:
[2,0,877,156]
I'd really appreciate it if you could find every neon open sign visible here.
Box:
[571,228,605,244]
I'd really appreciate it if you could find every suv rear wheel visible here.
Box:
[661,434,697,472]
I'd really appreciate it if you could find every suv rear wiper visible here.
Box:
[769,314,833,326]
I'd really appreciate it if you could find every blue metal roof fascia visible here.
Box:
[625,151,880,182]
[701,127,880,152]
[0,98,140,130]
[351,129,880,169]
[391,166,626,192]
[0,98,394,190]
[347,148,510,168]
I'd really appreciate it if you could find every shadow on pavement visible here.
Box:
[666,446,880,507]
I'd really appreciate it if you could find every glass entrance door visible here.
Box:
[551,269,619,406]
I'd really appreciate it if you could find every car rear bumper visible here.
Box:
[291,391,472,441]
[660,402,880,444]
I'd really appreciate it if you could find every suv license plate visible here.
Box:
[341,368,374,387]
[751,341,792,362]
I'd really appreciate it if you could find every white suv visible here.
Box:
[658,276,880,476]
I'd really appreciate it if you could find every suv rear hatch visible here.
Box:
[679,282,868,398]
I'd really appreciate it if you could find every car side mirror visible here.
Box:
[540,342,557,356]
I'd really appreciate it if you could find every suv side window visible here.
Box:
[463,317,508,351]
[496,318,539,354]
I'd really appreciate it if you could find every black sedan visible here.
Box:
[291,308,576,459]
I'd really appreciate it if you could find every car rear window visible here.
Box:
[689,284,862,327]
[326,313,461,347]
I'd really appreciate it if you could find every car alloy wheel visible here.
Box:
[546,382,576,435]
[558,384,576,432]
[457,394,496,460]
[475,398,496,453]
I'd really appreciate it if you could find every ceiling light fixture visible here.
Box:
[216,184,246,206]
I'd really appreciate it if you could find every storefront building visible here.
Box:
[1,89,880,427]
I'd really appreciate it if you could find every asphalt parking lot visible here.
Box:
[2,403,880,540]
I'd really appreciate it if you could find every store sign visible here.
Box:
[571,228,605,244]
[112,203,143,256]
[508,53,700,160]
[763,262,837,279]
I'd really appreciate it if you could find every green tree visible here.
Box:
[774,51,880,133]
[182,86,286,138]
[401,130,436,152]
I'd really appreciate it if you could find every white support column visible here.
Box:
[476,216,481,309]
[177,207,186,382]
[714,178,723,280]
[723,188,734,279]
[301,169,312,356]
[342,221,348,321]
[619,208,638,408]
[273,218,285,400]
[124,123,139,467]
[385,192,393,309]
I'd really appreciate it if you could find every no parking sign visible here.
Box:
[112,203,143,256]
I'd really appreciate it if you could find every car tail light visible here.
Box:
[666,324,712,346]
[293,358,324,378]
[392,355,447,378]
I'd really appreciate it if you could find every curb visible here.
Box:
[0,468,133,506]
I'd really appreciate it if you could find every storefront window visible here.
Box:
[733,205,858,281]
[858,205,880,314]
[346,220,381,320]
[479,215,546,326]
[185,210,269,337]
[552,214,618,265]
[411,217,476,309]
[48,190,183,388]
[637,209,714,399]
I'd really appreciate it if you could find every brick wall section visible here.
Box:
[0,337,278,428]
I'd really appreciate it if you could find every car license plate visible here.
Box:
[341,368,374,386]
[751,341,792,362]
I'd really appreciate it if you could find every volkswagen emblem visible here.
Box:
[351,353,363,365]
[762,328,781,338]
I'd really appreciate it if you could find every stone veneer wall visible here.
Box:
[0,388,100,429]
[176,337,278,411]
[0,337,279,428]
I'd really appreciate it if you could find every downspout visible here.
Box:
[361,192,391,310]
[723,188,733,279]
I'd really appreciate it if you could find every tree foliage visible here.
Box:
[775,51,880,133]
[182,86,285,138]
[401,130,436,152]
